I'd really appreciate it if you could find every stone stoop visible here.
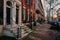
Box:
[9,24,32,40]
[3,24,32,40]
[21,25,32,38]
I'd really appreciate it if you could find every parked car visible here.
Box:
[49,20,60,31]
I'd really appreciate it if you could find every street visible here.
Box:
[22,23,60,40]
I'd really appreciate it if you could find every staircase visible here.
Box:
[2,17,32,40]
[3,24,32,40]
[21,24,32,38]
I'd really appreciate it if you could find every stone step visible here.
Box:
[5,24,32,39]
[21,25,32,38]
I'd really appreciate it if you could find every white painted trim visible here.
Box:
[23,8,26,21]
[6,5,11,8]
[27,11,30,21]
[10,1,16,26]
[18,5,22,25]
[15,0,21,6]
[3,0,7,27]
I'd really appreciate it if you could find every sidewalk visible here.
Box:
[22,23,60,40]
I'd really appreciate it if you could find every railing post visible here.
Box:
[17,25,21,40]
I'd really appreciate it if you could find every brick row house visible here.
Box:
[21,0,35,28]
[0,0,45,39]
[0,0,35,39]
[0,0,22,37]
[35,0,45,24]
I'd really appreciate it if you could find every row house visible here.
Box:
[0,0,35,39]
[22,0,35,23]
[35,0,45,24]
[0,0,22,37]
[21,0,35,28]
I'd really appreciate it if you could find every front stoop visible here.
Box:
[20,24,32,39]
[2,24,32,40]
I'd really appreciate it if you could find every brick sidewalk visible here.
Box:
[22,24,60,40]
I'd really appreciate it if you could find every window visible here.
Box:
[6,7,10,24]
[39,0,43,9]
[26,0,30,4]
[29,12,32,22]
[6,1,12,25]
[6,1,12,6]
[22,8,28,23]
[25,9,28,22]
[22,8,24,22]
[0,0,3,25]
[16,6,19,24]
[22,8,25,21]
[26,0,32,6]
[0,6,3,25]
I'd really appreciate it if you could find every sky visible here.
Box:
[41,0,60,18]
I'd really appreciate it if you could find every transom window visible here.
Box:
[6,1,12,6]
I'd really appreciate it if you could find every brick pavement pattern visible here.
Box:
[22,24,60,40]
